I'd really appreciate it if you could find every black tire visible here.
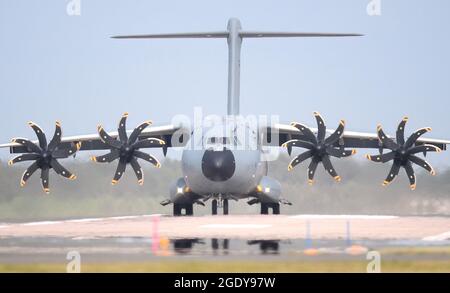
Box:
[272,203,280,215]
[185,204,194,216]
[261,203,269,215]
[212,199,218,215]
[223,199,229,215]
[173,204,182,216]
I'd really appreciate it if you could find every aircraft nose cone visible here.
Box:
[202,148,235,182]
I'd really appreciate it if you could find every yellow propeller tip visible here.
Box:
[55,121,61,127]
[111,180,118,185]
[69,175,77,180]
[365,154,371,160]
[334,176,341,182]
[287,165,293,171]
[20,181,26,187]
[339,119,345,126]
[426,127,432,132]
[431,170,436,176]
[43,188,50,194]
[410,184,416,191]
[351,149,357,155]
[382,180,389,186]
[308,179,314,186]
[123,112,129,117]
[27,121,34,126]
[402,116,409,121]
[90,156,97,162]
[138,179,144,186]
[8,160,13,166]
[156,163,161,168]
[313,111,320,116]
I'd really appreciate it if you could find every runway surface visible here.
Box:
[1,214,449,241]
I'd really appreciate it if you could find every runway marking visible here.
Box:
[422,231,450,241]
[289,215,398,220]
[199,224,272,229]
[22,221,61,226]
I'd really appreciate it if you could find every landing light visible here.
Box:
[176,187,184,194]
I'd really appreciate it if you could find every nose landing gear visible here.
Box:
[211,197,229,215]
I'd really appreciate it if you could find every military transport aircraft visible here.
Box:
[1,18,449,216]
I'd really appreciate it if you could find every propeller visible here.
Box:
[282,112,356,185]
[8,121,80,194]
[90,113,166,185]
[366,117,441,190]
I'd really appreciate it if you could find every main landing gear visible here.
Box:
[173,203,194,216]
[260,202,280,215]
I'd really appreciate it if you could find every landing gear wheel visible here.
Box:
[185,204,193,216]
[272,203,280,215]
[261,203,269,215]
[173,204,182,216]
[223,199,229,215]
[212,199,218,215]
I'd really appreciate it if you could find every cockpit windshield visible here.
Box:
[207,137,231,145]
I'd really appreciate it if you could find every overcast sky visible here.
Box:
[1,0,449,166]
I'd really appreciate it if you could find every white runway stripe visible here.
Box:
[1,214,165,228]
[422,231,450,241]
[199,224,272,229]
[22,221,61,226]
[289,215,398,220]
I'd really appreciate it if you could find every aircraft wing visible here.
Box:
[265,123,450,151]
[0,123,189,154]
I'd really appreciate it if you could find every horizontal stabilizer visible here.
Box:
[112,31,362,40]
[111,32,228,39]
[240,31,363,38]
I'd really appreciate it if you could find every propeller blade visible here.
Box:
[111,158,127,185]
[396,117,408,146]
[326,147,356,158]
[376,125,399,150]
[40,167,50,194]
[47,121,62,152]
[365,151,396,163]
[90,150,120,163]
[97,125,123,149]
[28,122,47,150]
[128,120,152,144]
[52,142,81,158]
[409,155,436,175]
[407,144,442,155]
[324,120,345,145]
[50,159,76,180]
[20,161,39,187]
[130,157,144,185]
[134,151,161,168]
[118,113,128,143]
[281,139,315,150]
[290,122,317,144]
[11,138,41,153]
[132,138,165,149]
[404,127,432,149]
[8,154,40,166]
[321,155,341,181]
[404,161,416,190]
[382,162,400,186]
[307,158,319,185]
[287,150,313,171]
[313,112,326,142]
